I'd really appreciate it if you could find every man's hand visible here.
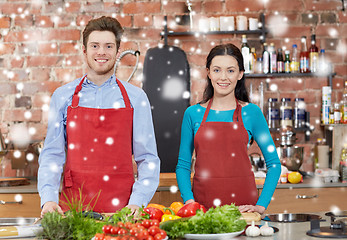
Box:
[41,201,64,218]
[126,204,140,217]
[238,205,265,214]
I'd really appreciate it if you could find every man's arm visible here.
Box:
[128,90,160,207]
[37,91,67,214]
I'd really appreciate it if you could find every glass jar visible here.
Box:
[280,98,293,127]
[267,98,280,129]
[294,98,306,129]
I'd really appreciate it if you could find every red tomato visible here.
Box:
[150,219,160,227]
[117,228,128,235]
[94,233,105,240]
[104,236,112,240]
[148,226,160,236]
[134,223,143,228]
[129,227,138,235]
[125,222,133,229]
[102,225,112,234]
[141,219,151,229]
[117,222,125,228]
[129,237,137,240]
[110,226,120,235]
[154,233,164,240]
[147,236,155,240]
[159,230,167,238]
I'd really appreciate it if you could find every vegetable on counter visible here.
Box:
[160,203,247,239]
[245,221,260,237]
[143,207,164,222]
[176,201,206,218]
[161,208,181,222]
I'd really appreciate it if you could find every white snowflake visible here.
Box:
[143,180,149,186]
[103,175,110,181]
[170,185,178,193]
[26,153,34,161]
[69,144,75,150]
[105,137,114,145]
[112,198,120,206]
[213,198,221,206]
[267,145,275,153]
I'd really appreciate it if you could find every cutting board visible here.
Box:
[0,178,30,187]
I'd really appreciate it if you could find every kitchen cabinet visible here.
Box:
[0,193,41,217]
[263,187,347,214]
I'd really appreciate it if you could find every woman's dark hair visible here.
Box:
[200,43,249,104]
[83,16,123,51]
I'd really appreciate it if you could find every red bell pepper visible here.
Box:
[176,202,207,218]
[143,207,164,221]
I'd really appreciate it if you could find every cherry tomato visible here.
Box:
[159,230,167,238]
[94,233,105,240]
[129,237,137,240]
[102,225,112,234]
[117,222,125,228]
[154,233,164,240]
[129,227,139,235]
[134,223,143,228]
[125,222,133,229]
[141,219,151,228]
[104,236,112,240]
[110,226,120,235]
[147,236,155,240]
[148,226,160,236]
[117,228,128,235]
[150,219,160,227]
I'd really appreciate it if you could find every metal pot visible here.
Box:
[277,146,304,171]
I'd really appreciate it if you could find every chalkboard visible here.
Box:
[143,45,190,173]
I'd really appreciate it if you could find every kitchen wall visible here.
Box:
[0,0,346,175]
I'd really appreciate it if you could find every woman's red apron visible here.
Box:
[193,98,258,209]
[60,75,134,213]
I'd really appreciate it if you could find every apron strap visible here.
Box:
[71,75,87,108]
[233,99,243,123]
[116,79,132,109]
[201,98,213,124]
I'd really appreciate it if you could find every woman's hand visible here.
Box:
[41,201,64,218]
[126,204,140,217]
[184,199,195,205]
[238,205,265,214]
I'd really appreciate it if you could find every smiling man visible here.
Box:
[37,16,160,216]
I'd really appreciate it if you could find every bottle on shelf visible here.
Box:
[280,98,293,127]
[255,57,263,74]
[334,102,341,124]
[321,86,331,125]
[290,44,299,73]
[284,50,291,73]
[241,35,251,74]
[262,43,270,74]
[269,43,277,73]
[294,98,306,129]
[318,49,330,75]
[250,47,257,74]
[277,48,284,73]
[340,144,347,183]
[309,34,319,73]
[300,36,310,73]
[267,98,280,129]
[342,80,347,124]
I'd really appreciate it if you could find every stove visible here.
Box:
[306,211,347,238]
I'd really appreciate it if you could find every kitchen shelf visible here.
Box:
[161,13,267,45]
[246,72,337,86]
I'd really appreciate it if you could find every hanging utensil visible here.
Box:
[113,49,140,82]
[0,129,7,157]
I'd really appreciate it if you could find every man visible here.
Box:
[38,16,160,217]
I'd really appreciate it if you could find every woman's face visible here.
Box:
[207,55,244,98]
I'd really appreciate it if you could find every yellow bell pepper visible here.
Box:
[161,208,181,222]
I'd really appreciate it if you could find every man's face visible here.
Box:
[83,31,118,76]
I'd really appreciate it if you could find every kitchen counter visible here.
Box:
[2,212,345,239]
[1,174,347,193]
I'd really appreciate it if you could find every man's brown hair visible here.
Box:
[83,16,124,50]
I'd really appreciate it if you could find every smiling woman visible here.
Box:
[176,43,281,214]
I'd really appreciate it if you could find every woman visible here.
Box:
[176,43,281,214]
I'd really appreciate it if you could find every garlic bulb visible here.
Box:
[245,220,261,237]
[260,222,274,236]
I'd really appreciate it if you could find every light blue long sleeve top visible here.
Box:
[37,75,160,208]
[176,103,281,209]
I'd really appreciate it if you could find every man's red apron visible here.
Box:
[193,98,258,209]
[60,75,134,213]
